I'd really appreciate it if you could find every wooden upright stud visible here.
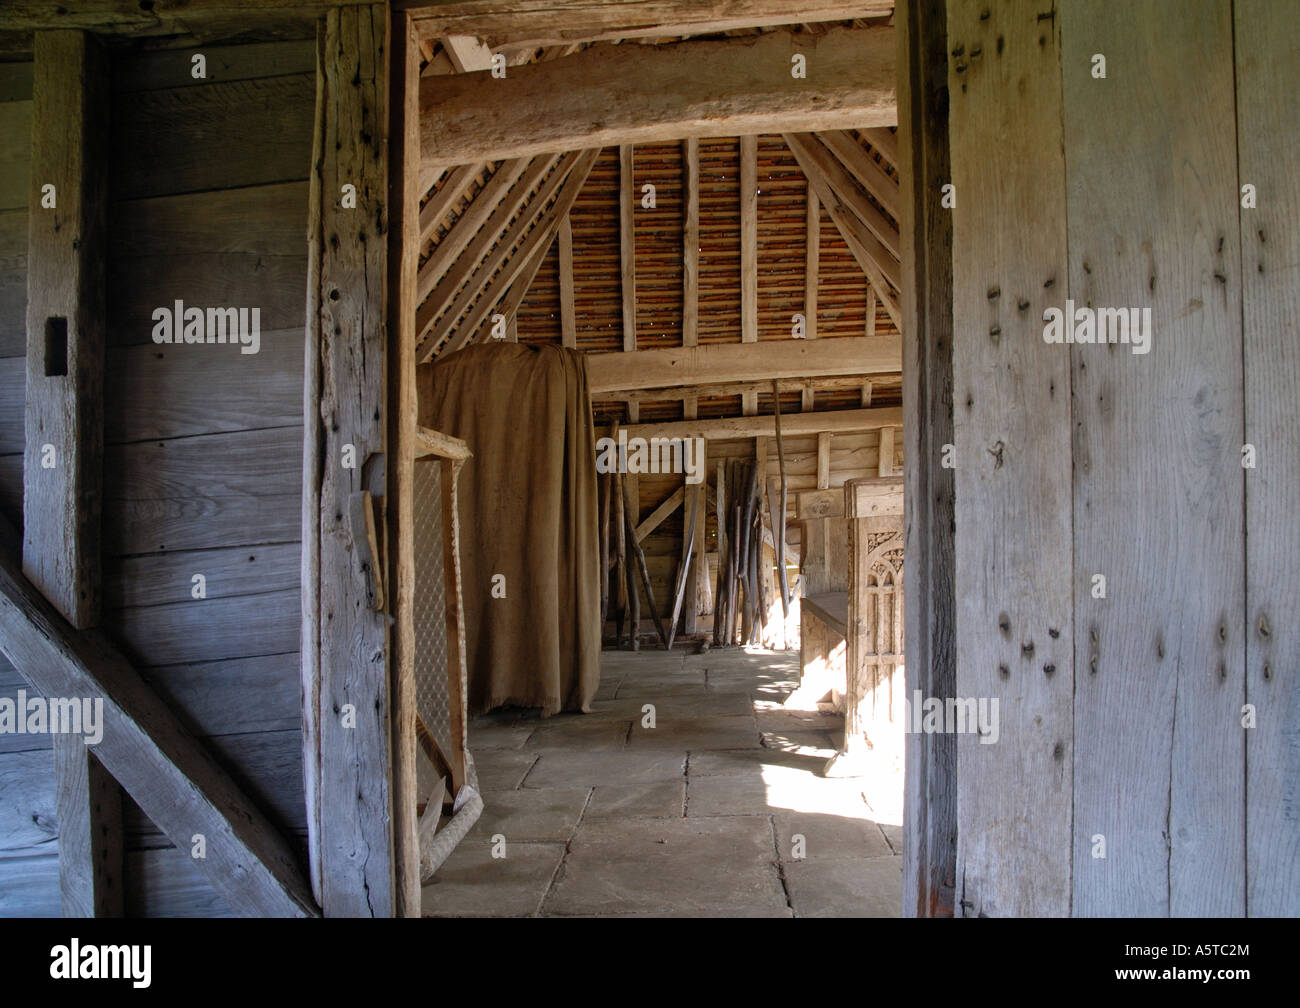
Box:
[740,134,758,344]
[620,144,637,352]
[559,215,577,348]
[682,137,699,348]
[23,30,107,631]
[805,185,819,340]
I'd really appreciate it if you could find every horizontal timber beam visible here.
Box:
[420,25,895,170]
[408,1,895,50]
[0,2,356,35]
[586,337,901,394]
[592,374,883,404]
[622,406,901,442]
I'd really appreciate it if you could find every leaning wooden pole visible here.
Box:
[613,467,632,647]
[736,462,757,643]
[623,476,670,650]
[666,483,699,650]
[612,425,628,645]
[726,498,741,645]
[743,462,763,643]
[772,380,792,616]
[748,512,763,645]
[712,459,728,647]
[598,470,610,633]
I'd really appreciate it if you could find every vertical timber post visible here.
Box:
[307,4,397,917]
[23,30,106,630]
[387,5,421,917]
[898,0,957,917]
[25,29,122,919]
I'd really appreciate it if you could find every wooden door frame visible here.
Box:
[300,0,957,918]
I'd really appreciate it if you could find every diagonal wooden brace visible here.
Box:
[0,520,318,918]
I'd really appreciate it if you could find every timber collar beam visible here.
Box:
[419,24,896,171]
[585,337,902,394]
[619,405,902,442]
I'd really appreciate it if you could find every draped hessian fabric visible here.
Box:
[417,343,601,717]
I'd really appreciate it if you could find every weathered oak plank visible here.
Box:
[0,209,27,357]
[1065,0,1244,918]
[105,334,302,440]
[0,102,31,212]
[111,73,314,199]
[112,38,315,92]
[949,0,1073,918]
[103,426,302,555]
[1235,0,1300,918]
[111,182,308,258]
[0,356,21,451]
[112,588,300,667]
[108,252,307,343]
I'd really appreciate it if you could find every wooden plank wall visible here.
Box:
[0,36,315,917]
[106,35,315,915]
[0,63,30,529]
[947,0,1298,916]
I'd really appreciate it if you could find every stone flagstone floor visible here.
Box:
[421,646,903,917]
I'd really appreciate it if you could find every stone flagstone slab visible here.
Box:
[783,856,902,918]
[522,749,686,789]
[469,788,591,843]
[422,840,566,917]
[546,816,788,917]
[586,780,685,820]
